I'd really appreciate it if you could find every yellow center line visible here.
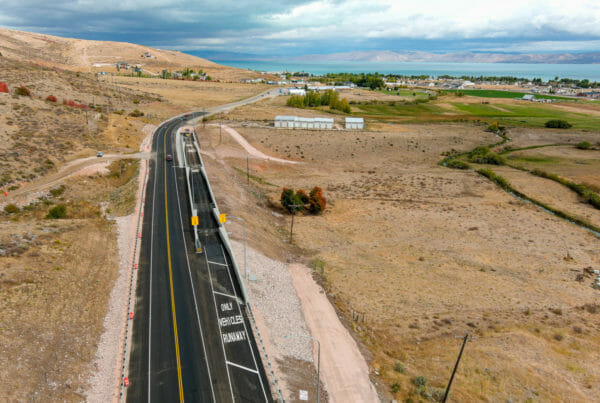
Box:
[163,122,185,403]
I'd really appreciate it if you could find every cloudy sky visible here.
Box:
[1,0,600,58]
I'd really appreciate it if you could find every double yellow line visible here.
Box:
[163,122,185,402]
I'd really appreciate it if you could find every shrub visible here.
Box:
[468,146,505,165]
[129,109,144,117]
[63,99,88,109]
[14,85,31,97]
[46,204,67,219]
[133,99,140,104]
[413,376,428,387]
[49,185,65,197]
[394,362,407,374]
[46,95,57,102]
[487,121,505,133]
[0,82,8,93]
[391,382,401,394]
[576,141,591,150]
[4,203,20,214]
[545,119,572,129]
[446,159,470,170]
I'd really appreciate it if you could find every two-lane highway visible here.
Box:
[126,116,271,402]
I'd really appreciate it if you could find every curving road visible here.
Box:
[126,112,272,402]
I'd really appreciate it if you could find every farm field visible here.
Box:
[348,94,600,130]
[208,93,600,401]
[442,88,571,100]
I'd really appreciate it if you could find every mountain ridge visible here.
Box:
[294,50,600,64]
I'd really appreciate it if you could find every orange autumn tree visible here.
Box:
[309,186,326,214]
[280,186,326,215]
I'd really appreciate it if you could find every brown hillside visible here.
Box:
[0,27,261,80]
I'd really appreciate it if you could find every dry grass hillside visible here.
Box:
[0,56,153,189]
[0,50,152,400]
[0,27,263,80]
[202,94,600,402]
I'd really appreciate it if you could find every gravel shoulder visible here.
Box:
[85,127,154,402]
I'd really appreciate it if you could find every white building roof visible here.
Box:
[275,116,333,123]
[345,117,364,123]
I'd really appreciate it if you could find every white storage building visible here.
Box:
[288,88,306,96]
[274,116,334,130]
[345,117,364,130]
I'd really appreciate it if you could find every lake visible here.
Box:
[215,60,600,81]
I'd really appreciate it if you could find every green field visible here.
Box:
[379,88,429,98]
[355,102,445,117]
[350,99,600,130]
[451,103,600,130]
[443,89,571,100]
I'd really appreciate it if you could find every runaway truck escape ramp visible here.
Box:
[178,127,285,402]
[178,128,249,303]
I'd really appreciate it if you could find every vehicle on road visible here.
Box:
[166,154,173,162]
[96,151,104,157]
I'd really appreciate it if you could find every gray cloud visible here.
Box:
[1,0,599,56]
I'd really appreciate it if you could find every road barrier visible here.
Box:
[118,130,153,402]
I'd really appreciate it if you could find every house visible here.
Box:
[522,94,536,101]
[274,116,334,130]
[116,61,130,70]
[345,117,364,130]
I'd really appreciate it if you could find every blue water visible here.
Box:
[218,60,600,81]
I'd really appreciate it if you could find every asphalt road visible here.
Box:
[127,114,272,402]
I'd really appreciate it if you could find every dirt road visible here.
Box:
[212,123,300,164]
[1,151,152,207]
[290,263,379,403]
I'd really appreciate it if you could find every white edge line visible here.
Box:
[226,361,259,374]
[172,139,217,402]
[219,244,269,402]
[203,238,236,401]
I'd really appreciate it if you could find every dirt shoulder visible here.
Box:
[290,263,379,403]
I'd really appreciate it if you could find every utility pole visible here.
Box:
[289,204,303,243]
[442,333,469,403]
